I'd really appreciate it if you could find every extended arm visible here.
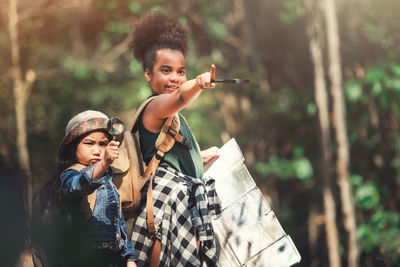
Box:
[143,65,216,132]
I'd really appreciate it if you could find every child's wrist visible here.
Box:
[100,160,109,172]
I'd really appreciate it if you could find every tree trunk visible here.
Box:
[8,0,36,223]
[303,0,341,266]
[323,0,359,266]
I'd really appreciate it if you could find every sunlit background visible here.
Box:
[1,0,400,266]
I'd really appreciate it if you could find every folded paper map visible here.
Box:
[205,138,301,267]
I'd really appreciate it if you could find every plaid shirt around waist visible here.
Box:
[130,166,222,267]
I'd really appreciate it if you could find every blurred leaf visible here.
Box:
[105,22,130,34]
[365,66,387,84]
[280,0,305,24]
[60,57,91,80]
[357,224,380,252]
[100,35,112,51]
[129,61,142,75]
[293,146,304,157]
[390,63,400,77]
[391,102,400,118]
[254,156,293,180]
[359,211,400,258]
[254,161,270,177]
[345,81,362,102]
[95,71,108,83]
[350,174,363,187]
[306,102,317,115]
[379,92,389,109]
[385,77,400,94]
[370,81,382,96]
[293,158,313,180]
[211,49,227,68]
[128,1,141,14]
[105,0,118,10]
[206,20,227,39]
[137,82,151,100]
[355,182,380,210]
[362,23,388,46]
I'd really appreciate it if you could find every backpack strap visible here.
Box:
[144,114,179,233]
[130,96,191,233]
[130,96,157,134]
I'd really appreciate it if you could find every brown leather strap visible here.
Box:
[150,239,162,267]
[146,172,156,233]
[131,97,182,233]
[159,114,186,143]
[144,118,180,232]
[144,154,162,233]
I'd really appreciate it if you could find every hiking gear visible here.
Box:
[130,166,222,267]
[138,113,203,178]
[130,96,197,232]
[204,138,301,266]
[107,117,125,142]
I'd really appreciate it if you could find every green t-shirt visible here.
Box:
[138,112,204,178]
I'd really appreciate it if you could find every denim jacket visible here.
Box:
[60,163,137,262]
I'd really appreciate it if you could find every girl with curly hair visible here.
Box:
[129,12,222,267]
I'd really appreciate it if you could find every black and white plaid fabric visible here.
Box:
[130,166,222,267]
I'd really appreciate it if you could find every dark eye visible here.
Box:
[100,141,108,147]
[178,70,186,75]
[161,68,170,74]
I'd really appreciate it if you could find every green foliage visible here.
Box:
[206,20,227,39]
[355,181,380,210]
[344,81,363,103]
[358,210,400,262]
[356,63,400,115]
[61,57,92,80]
[306,101,317,115]
[254,146,313,181]
[280,0,305,24]
[105,22,131,34]
[2,0,400,266]
[348,62,400,263]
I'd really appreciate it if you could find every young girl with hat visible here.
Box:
[58,110,137,267]
[129,12,222,267]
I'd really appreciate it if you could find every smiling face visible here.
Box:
[75,131,109,166]
[145,49,187,95]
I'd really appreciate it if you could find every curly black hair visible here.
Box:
[130,12,188,72]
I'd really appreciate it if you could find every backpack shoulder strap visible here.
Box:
[144,113,194,233]
[130,96,157,133]
[130,97,194,232]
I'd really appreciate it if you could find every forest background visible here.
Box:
[1,0,399,266]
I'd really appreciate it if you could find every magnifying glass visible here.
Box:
[211,79,250,84]
[107,117,125,143]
